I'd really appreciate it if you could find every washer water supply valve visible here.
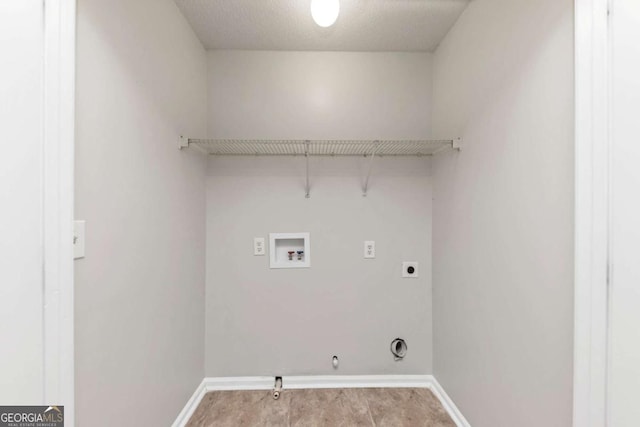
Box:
[287,251,295,261]
[390,338,408,360]
[297,250,304,260]
[273,377,283,400]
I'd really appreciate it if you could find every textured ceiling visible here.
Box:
[173,0,470,52]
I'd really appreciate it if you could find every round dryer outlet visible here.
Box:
[402,262,419,278]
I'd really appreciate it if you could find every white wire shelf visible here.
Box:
[180,138,459,157]
[179,137,461,198]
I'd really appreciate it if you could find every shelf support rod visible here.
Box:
[178,135,189,150]
[363,141,378,197]
[305,141,310,199]
[432,138,462,156]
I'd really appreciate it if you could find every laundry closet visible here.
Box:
[73,0,574,426]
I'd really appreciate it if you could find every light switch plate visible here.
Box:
[402,261,419,278]
[74,220,86,259]
[364,241,375,259]
[254,237,266,256]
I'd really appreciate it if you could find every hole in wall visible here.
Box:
[390,338,407,360]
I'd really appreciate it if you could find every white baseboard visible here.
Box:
[172,375,470,427]
[171,379,207,427]
[282,374,434,389]
[203,376,275,391]
[427,377,471,427]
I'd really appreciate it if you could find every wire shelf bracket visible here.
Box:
[362,141,378,197]
[304,141,310,199]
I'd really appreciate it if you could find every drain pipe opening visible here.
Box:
[390,338,407,360]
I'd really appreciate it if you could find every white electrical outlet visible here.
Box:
[254,237,266,256]
[364,241,375,259]
[402,262,419,278]
[74,220,86,259]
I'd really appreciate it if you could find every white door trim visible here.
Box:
[43,0,75,424]
[573,0,610,425]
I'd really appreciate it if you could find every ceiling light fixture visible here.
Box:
[311,0,340,28]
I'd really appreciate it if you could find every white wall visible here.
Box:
[431,0,574,426]
[74,0,208,425]
[0,0,44,404]
[205,51,434,376]
[208,51,432,140]
[609,0,640,425]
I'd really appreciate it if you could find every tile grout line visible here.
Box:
[361,390,377,427]
[286,390,291,427]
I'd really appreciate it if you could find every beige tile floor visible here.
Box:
[186,388,456,427]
